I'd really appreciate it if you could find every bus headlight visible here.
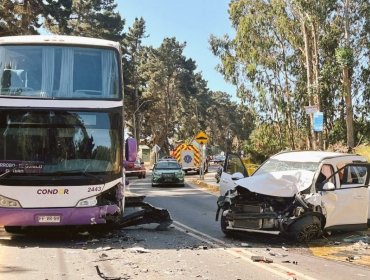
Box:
[0,195,21,208]
[76,196,98,207]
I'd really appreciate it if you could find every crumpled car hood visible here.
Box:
[235,170,315,197]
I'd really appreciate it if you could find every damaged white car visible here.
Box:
[216,151,370,242]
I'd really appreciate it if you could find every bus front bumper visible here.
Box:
[0,205,121,226]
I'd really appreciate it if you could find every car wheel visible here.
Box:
[151,183,155,187]
[288,216,322,242]
[143,173,146,179]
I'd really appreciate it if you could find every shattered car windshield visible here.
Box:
[253,159,319,176]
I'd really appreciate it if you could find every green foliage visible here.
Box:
[243,123,286,162]
[211,0,370,154]
[0,0,43,36]
[335,47,353,68]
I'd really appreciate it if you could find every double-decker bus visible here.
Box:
[0,35,124,232]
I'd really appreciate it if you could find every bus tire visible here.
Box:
[4,226,23,234]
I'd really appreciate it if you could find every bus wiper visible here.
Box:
[51,170,104,183]
[0,170,12,180]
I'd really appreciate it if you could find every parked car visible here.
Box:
[215,165,222,183]
[216,151,370,242]
[212,155,226,164]
[124,158,146,179]
[152,160,185,187]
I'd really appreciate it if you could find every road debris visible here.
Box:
[99,253,108,259]
[129,247,150,253]
[95,265,122,280]
[343,235,370,243]
[251,256,273,263]
[121,196,172,230]
[282,246,288,251]
[95,246,113,252]
[241,243,251,247]
[346,255,361,262]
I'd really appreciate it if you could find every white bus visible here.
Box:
[0,35,124,232]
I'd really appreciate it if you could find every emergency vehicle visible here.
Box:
[173,142,208,174]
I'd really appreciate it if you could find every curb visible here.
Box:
[188,179,220,193]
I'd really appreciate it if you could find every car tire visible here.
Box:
[288,215,322,242]
[151,183,156,187]
[143,173,146,179]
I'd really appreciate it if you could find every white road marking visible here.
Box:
[129,178,318,280]
[174,220,318,280]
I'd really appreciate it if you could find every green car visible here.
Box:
[151,161,185,187]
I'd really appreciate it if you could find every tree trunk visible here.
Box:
[302,19,316,150]
[343,0,354,149]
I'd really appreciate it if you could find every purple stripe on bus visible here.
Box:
[0,205,120,226]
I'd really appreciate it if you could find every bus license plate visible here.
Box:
[37,215,61,223]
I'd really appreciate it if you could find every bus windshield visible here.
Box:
[0,45,120,99]
[0,110,122,175]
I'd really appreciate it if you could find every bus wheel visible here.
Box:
[4,226,23,234]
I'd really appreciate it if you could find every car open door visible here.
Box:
[219,153,248,195]
[321,163,370,231]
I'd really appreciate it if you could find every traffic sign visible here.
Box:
[313,112,324,132]
[304,105,319,114]
[152,144,161,153]
[195,131,209,145]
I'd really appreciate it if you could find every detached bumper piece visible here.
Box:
[120,196,172,230]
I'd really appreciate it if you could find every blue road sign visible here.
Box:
[313,112,324,132]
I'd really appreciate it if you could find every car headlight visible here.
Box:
[176,171,184,176]
[153,171,160,177]
[0,195,21,208]
[76,196,98,207]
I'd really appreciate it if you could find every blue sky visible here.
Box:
[117,0,237,98]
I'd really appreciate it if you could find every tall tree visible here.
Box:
[140,38,197,152]
[44,0,124,41]
[0,0,42,36]
[121,17,147,144]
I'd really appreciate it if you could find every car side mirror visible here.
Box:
[231,172,244,181]
[322,182,335,191]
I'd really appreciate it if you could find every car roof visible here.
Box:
[271,151,364,163]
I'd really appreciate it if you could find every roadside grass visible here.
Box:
[355,144,370,161]
[189,179,219,193]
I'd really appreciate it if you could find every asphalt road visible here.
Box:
[1,166,370,280]
[127,168,370,280]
